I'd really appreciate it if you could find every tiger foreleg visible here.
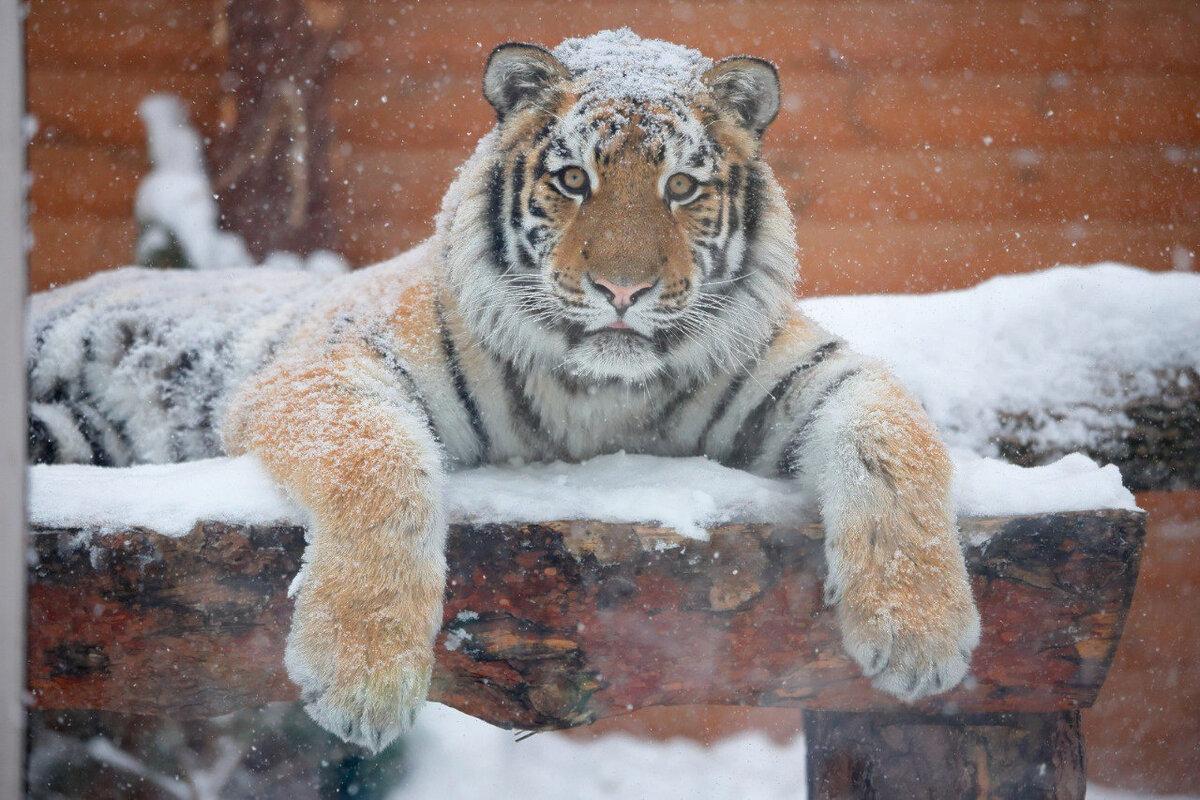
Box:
[223,348,446,753]
[792,365,980,700]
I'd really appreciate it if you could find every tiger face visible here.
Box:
[443,30,797,384]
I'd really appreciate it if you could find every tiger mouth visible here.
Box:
[588,326,649,339]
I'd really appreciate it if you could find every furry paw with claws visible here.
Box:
[287,639,432,753]
[830,549,981,701]
[285,559,441,754]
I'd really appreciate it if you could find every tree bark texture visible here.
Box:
[804,709,1084,800]
[992,366,1199,492]
[28,510,1143,729]
[209,0,344,259]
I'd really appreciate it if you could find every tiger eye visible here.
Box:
[560,166,589,193]
[666,172,698,202]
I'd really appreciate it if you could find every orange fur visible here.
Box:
[224,340,445,746]
[832,377,978,690]
[553,141,693,292]
[386,279,444,369]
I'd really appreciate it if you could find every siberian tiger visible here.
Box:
[26,30,980,752]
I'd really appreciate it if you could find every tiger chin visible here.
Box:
[26,30,979,753]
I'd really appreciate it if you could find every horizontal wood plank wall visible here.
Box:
[25,0,220,291]
[26,0,1200,295]
[326,0,1200,295]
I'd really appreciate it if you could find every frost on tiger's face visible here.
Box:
[469,31,794,384]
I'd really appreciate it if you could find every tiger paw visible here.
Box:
[284,565,438,753]
[291,644,432,754]
[285,616,433,753]
[832,562,981,701]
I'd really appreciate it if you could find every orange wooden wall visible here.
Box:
[26,0,221,290]
[26,1,1200,295]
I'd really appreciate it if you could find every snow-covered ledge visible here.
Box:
[27,448,1144,720]
[28,448,1136,540]
[800,264,1200,492]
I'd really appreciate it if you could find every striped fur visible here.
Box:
[26,32,978,752]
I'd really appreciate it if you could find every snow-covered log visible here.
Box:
[28,509,1143,726]
[800,265,1200,493]
[25,442,1150,798]
[996,372,1197,492]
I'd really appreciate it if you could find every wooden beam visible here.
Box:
[992,365,1200,493]
[27,510,1144,728]
[804,709,1084,799]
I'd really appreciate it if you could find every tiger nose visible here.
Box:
[590,276,656,310]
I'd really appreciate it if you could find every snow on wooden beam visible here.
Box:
[27,510,1143,728]
[798,265,1200,493]
[991,365,1200,492]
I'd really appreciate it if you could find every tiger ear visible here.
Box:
[483,42,570,120]
[702,56,781,136]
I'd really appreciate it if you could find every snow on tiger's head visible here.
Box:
[439,30,798,385]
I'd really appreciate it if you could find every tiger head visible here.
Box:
[440,29,798,385]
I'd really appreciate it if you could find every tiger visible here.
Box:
[26,29,980,752]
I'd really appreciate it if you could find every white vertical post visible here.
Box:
[0,0,27,795]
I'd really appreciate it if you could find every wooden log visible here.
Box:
[992,365,1200,493]
[804,709,1084,800]
[27,510,1144,728]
